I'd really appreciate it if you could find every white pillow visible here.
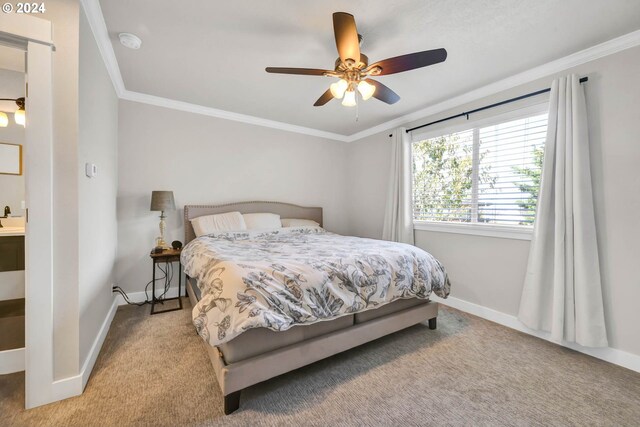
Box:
[243,213,282,230]
[281,218,320,228]
[191,211,246,237]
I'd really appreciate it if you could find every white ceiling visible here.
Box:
[99,0,640,136]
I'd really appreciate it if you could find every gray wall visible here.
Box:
[78,9,118,369]
[116,100,349,293]
[346,45,640,357]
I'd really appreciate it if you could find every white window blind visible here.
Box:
[412,112,548,227]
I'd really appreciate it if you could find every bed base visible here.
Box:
[186,279,438,414]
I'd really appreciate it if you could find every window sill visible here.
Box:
[413,221,533,241]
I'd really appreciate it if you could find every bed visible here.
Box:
[182,201,450,414]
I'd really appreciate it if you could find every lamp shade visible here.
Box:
[150,191,175,211]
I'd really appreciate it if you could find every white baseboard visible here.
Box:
[0,347,25,374]
[80,296,118,389]
[114,285,182,306]
[435,295,640,373]
[50,373,82,402]
[48,296,119,403]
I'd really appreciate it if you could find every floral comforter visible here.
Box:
[181,227,450,347]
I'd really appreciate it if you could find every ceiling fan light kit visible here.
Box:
[342,89,357,107]
[357,80,375,100]
[330,79,349,99]
[266,12,447,109]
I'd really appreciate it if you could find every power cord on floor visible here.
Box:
[112,286,147,306]
[112,261,174,305]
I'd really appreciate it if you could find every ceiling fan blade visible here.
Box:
[333,12,360,63]
[368,48,447,75]
[265,67,330,76]
[365,79,400,104]
[313,89,334,106]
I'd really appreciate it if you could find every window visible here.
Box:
[412,110,548,236]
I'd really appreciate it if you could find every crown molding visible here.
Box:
[80,0,126,97]
[81,0,640,144]
[346,28,640,142]
[119,89,350,142]
[80,0,348,142]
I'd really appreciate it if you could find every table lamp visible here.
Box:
[150,190,175,250]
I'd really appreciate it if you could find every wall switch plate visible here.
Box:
[85,163,98,178]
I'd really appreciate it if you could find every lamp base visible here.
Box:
[155,237,171,250]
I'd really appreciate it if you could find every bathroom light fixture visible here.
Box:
[0,97,26,127]
[14,98,25,126]
[119,32,142,49]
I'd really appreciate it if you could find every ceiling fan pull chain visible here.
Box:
[355,93,359,122]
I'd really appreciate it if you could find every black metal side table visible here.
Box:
[149,248,183,315]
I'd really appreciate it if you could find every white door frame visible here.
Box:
[0,13,55,409]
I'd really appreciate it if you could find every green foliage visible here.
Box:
[513,146,544,225]
[413,133,494,222]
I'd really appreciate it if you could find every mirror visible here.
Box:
[0,142,22,175]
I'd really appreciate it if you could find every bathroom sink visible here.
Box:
[0,217,25,236]
[0,227,25,236]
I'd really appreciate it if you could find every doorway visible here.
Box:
[0,46,26,374]
[0,13,55,409]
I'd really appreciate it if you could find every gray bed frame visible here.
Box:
[184,201,438,414]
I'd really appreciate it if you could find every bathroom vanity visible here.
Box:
[0,216,25,369]
[0,216,24,278]
[0,235,25,272]
[0,216,25,272]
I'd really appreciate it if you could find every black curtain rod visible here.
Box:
[388,76,588,137]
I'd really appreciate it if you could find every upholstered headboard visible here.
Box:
[183,201,323,244]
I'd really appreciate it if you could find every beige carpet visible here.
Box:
[1,298,639,426]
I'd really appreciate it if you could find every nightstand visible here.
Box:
[149,248,183,315]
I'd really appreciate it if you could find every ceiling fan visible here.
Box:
[265,12,447,107]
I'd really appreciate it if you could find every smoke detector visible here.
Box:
[119,33,142,50]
